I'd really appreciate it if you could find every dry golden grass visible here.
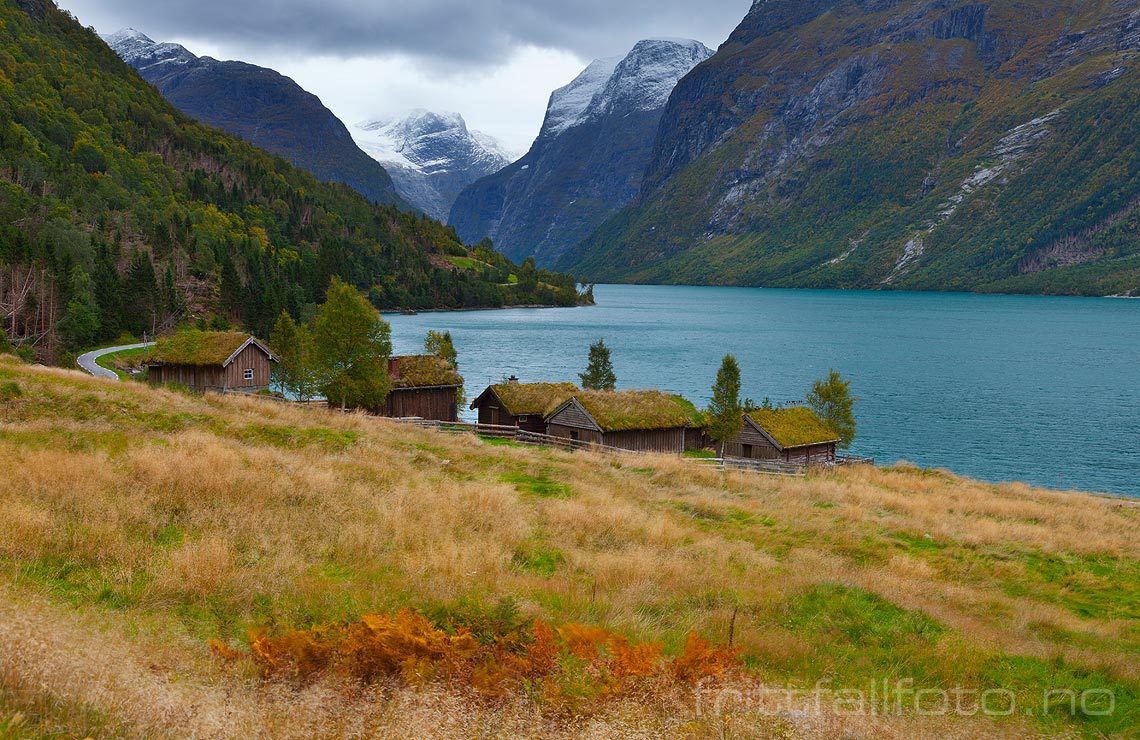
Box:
[0,357,1136,737]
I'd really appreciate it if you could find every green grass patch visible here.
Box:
[500,470,572,498]
[0,381,21,401]
[512,542,566,577]
[478,434,525,448]
[1002,552,1140,621]
[234,424,359,452]
[682,449,717,459]
[17,556,143,610]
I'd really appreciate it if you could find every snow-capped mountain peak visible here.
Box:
[541,57,622,139]
[102,27,197,70]
[539,39,712,139]
[352,110,515,222]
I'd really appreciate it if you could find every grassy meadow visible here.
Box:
[0,355,1136,738]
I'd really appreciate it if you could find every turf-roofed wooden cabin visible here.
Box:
[469,379,578,433]
[726,407,840,464]
[544,390,702,454]
[145,331,277,392]
[375,355,463,421]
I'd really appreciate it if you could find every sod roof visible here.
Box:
[392,355,463,388]
[481,382,578,416]
[147,331,262,367]
[562,390,700,432]
[747,407,840,449]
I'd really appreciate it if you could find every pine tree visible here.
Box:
[60,266,101,349]
[579,339,616,391]
[707,354,743,455]
[807,369,858,449]
[313,279,392,411]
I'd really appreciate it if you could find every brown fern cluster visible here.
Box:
[210,609,740,703]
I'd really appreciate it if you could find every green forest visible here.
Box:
[0,0,585,363]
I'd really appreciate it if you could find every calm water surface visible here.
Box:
[387,285,1139,497]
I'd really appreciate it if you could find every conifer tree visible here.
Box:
[579,339,616,391]
[707,354,743,455]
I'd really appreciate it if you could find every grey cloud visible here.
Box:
[61,0,751,67]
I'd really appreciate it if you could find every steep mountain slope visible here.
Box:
[0,1,583,362]
[353,110,514,222]
[563,0,1140,296]
[449,39,712,266]
[103,28,406,208]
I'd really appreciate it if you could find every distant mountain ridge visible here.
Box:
[561,0,1140,296]
[352,110,515,222]
[449,38,713,266]
[103,28,406,208]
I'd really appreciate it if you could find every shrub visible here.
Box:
[214,608,742,703]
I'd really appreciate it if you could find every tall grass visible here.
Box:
[0,357,1136,736]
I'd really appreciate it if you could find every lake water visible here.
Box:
[386,285,1139,497]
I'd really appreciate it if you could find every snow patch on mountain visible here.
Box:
[103,28,196,70]
[539,39,712,140]
[353,110,515,221]
[541,57,621,139]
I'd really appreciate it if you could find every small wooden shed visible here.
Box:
[544,390,701,454]
[725,407,839,465]
[374,355,463,421]
[469,379,578,433]
[145,330,276,393]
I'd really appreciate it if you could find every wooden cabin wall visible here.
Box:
[782,442,837,464]
[221,345,272,390]
[603,428,686,454]
[724,425,781,460]
[546,423,603,446]
[377,387,458,421]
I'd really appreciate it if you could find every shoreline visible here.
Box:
[383,302,592,316]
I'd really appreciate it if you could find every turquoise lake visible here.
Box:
[387,285,1140,497]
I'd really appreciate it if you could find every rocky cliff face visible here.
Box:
[104,29,405,208]
[563,0,1140,295]
[353,110,514,222]
[449,39,712,266]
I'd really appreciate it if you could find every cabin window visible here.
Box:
[570,430,580,442]
[518,415,529,422]
[742,444,753,458]
[243,368,254,382]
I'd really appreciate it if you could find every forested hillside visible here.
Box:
[562,0,1140,296]
[0,0,582,363]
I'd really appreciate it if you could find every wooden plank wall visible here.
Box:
[378,387,458,421]
[603,428,686,454]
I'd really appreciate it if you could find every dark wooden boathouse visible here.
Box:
[725,407,839,465]
[145,331,276,393]
[469,379,578,433]
[374,355,463,421]
[544,390,702,454]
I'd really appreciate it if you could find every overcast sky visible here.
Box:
[56,0,750,153]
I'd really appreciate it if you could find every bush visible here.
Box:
[214,607,742,703]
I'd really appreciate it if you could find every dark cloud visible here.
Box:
[60,0,751,67]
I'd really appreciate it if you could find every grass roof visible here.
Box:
[392,355,463,388]
[147,331,252,367]
[570,390,699,432]
[747,407,840,449]
[488,382,578,416]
